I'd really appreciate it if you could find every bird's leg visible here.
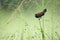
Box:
[39,17,41,20]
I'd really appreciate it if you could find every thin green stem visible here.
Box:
[21,30,24,40]
[41,0,45,40]
[39,19,45,40]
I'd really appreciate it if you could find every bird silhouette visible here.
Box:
[35,9,47,18]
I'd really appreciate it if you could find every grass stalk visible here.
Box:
[39,19,45,40]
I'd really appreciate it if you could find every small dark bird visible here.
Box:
[35,9,47,18]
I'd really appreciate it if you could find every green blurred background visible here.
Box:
[0,0,60,40]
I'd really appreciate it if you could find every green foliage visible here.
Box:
[0,0,60,40]
[0,0,22,11]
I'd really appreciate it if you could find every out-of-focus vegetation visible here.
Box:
[0,0,22,11]
[0,0,60,40]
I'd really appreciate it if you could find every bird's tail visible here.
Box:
[43,9,47,13]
